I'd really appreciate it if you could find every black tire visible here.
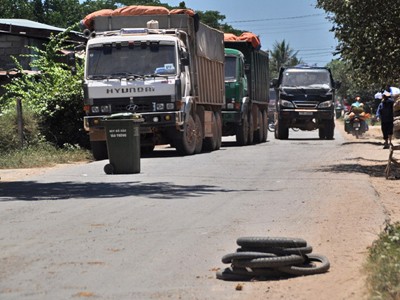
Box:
[203,112,218,152]
[254,109,264,143]
[214,111,222,150]
[221,252,276,264]
[194,113,203,154]
[141,145,155,155]
[91,141,108,160]
[175,114,196,155]
[318,127,325,139]
[261,110,268,142]
[103,163,114,174]
[324,119,335,140]
[236,113,249,146]
[278,254,330,276]
[247,111,254,144]
[275,118,289,139]
[216,266,283,281]
[237,237,307,248]
[232,254,305,269]
[237,245,313,256]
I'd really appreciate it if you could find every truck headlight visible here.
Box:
[318,100,333,108]
[101,105,110,113]
[280,100,294,108]
[91,106,100,113]
[156,103,165,111]
[166,103,174,110]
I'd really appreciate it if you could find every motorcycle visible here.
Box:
[344,111,369,138]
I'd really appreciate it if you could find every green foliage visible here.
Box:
[316,0,400,86]
[0,108,42,153]
[366,222,400,299]
[0,26,88,148]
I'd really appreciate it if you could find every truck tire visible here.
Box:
[91,141,108,160]
[261,110,268,142]
[318,127,325,139]
[214,111,222,150]
[175,114,196,155]
[236,113,249,146]
[324,119,335,140]
[247,111,254,144]
[254,109,264,143]
[194,114,203,154]
[203,112,218,152]
[275,118,289,139]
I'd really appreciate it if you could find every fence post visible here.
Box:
[16,97,23,148]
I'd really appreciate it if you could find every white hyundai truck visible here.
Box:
[82,9,225,159]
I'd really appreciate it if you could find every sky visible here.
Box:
[165,0,338,66]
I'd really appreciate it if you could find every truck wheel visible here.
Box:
[91,141,108,160]
[254,109,264,143]
[261,110,268,142]
[324,119,335,140]
[318,127,325,139]
[194,114,203,154]
[215,111,222,150]
[276,118,289,139]
[175,114,196,155]
[247,111,254,144]
[203,112,218,152]
[236,113,249,146]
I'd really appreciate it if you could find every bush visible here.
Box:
[0,25,89,149]
[0,108,42,153]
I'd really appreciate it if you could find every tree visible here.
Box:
[269,40,303,79]
[316,0,400,86]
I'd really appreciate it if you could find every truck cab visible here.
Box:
[271,65,340,140]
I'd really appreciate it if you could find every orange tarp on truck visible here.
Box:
[224,32,261,49]
[82,6,196,30]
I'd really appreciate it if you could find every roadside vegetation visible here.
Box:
[1,1,400,297]
[365,222,400,300]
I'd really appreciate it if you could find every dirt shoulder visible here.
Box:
[338,121,400,223]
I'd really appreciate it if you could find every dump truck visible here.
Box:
[222,33,269,145]
[271,65,340,140]
[81,6,225,159]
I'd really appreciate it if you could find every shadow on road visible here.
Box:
[316,163,387,178]
[0,181,240,202]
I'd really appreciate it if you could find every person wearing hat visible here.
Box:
[376,91,394,149]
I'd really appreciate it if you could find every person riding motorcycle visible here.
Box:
[344,96,370,135]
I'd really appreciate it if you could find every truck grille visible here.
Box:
[93,96,172,113]
[293,101,319,109]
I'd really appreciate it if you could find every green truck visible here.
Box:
[222,37,270,145]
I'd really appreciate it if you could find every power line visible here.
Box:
[228,13,325,24]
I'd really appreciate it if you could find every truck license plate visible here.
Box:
[299,111,313,116]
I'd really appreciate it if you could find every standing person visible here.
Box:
[376,91,394,149]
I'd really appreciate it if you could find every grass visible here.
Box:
[0,143,92,169]
[365,222,400,299]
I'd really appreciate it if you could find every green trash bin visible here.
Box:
[102,113,144,174]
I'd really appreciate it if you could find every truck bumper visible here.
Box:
[84,111,184,141]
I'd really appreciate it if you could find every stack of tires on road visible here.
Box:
[217,237,330,281]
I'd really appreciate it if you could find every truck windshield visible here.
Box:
[87,43,177,78]
[281,69,331,88]
[224,56,236,81]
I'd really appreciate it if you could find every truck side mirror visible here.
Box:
[334,81,341,89]
[271,78,278,88]
[181,52,190,66]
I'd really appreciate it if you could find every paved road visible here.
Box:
[0,127,386,299]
